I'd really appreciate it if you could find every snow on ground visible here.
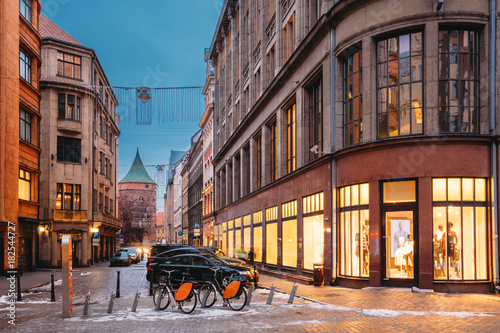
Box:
[29,279,62,292]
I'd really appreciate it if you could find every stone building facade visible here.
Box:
[0,0,42,273]
[209,0,500,293]
[38,15,120,267]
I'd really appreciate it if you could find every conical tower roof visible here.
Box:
[119,148,157,184]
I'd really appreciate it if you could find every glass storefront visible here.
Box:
[340,183,369,277]
[253,211,263,262]
[282,200,298,268]
[303,193,324,270]
[266,206,278,265]
[243,214,251,256]
[432,178,487,280]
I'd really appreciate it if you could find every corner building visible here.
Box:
[209,0,499,293]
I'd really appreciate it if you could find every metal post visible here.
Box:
[246,286,254,306]
[116,271,120,298]
[288,283,298,304]
[266,284,276,305]
[132,291,140,312]
[149,272,154,296]
[50,274,55,302]
[16,274,21,302]
[83,292,91,315]
[107,292,116,314]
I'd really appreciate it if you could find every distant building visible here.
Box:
[156,212,165,243]
[0,0,42,273]
[38,14,120,267]
[165,150,186,243]
[200,49,215,247]
[172,151,189,243]
[119,149,157,245]
[186,130,203,246]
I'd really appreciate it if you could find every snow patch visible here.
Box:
[80,272,92,276]
[29,279,62,292]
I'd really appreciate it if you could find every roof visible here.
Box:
[39,14,83,46]
[119,149,157,184]
[171,150,187,165]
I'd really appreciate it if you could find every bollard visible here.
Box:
[246,286,254,306]
[149,271,154,296]
[107,291,116,314]
[200,288,209,308]
[83,292,91,315]
[16,273,22,302]
[266,284,276,305]
[132,291,140,312]
[154,289,161,311]
[51,274,56,302]
[116,271,121,298]
[288,283,298,304]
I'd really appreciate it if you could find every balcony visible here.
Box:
[266,13,276,44]
[93,211,121,228]
[53,210,88,222]
[253,40,261,66]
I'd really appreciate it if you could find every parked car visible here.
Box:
[200,247,247,266]
[120,247,139,263]
[152,253,255,287]
[149,244,188,257]
[147,247,205,281]
[110,251,132,267]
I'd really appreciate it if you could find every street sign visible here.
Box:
[178,231,182,236]
[92,232,100,239]
[92,238,99,246]
[194,222,200,230]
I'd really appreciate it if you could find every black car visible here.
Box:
[110,251,132,267]
[152,253,253,287]
[149,244,188,257]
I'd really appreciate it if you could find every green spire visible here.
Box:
[119,148,156,184]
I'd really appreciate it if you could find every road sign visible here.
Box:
[92,238,99,246]
[92,232,100,239]
[194,222,200,230]
[178,231,182,236]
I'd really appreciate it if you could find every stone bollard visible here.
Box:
[83,292,91,315]
[107,292,116,314]
[288,283,298,304]
[246,286,254,306]
[132,291,140,312]
[266,284,276,305]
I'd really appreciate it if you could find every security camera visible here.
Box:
[310,145,319,154]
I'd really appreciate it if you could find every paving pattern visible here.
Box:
[1,261,499,332]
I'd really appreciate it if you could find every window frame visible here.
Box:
[286,102,296,173]
[307,76,323,161]
[20,0,31,23]
[57,136,81,163]
[343,48,363,147]
[57,51,82,79]
[19,168,31,201]
[20,48,31,83]
[19,108,31,143]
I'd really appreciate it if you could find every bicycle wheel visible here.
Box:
[198,284,216,308]
[153,286,171,310]
[179,290,197,314]
[227,286,247,311]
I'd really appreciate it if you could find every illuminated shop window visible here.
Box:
[340,183,369,277]
[222,221,227,255]
[234,217,242,256]
[377,32,423,138]
[265,206,278,265]
[282,200,297,268]
[432,178,487,281]
[303,193,324,270]
[253,211,263,262]
[243,214,251,256]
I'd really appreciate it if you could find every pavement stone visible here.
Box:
[0,260,499,332]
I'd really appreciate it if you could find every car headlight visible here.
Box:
[240,271,251,276]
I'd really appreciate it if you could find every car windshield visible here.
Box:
[115,252,127,258]
[202,254,228,266]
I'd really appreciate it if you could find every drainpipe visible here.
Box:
[330,24,337,284]
[490,0,499,293]
[91,53,96,266]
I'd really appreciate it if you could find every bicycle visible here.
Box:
[197,267,248,311]
[153,270,198,314]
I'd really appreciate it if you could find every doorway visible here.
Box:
[381,180,418,287]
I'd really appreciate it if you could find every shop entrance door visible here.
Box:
[382,209,418,286]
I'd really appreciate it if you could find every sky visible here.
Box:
[40,0,222,211]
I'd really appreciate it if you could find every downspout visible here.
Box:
[91,54,96,265]
[330,24,337,284]
[489,0,499,293]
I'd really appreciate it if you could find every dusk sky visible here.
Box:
[40,0,221,211]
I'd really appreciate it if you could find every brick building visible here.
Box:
[0,0,42,273]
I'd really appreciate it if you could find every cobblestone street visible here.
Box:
[1,260,499,332]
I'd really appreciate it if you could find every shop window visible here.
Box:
[432,178,487,280]
[221,222,227,254]
[340,183,369,277]
[303,193,324,270]
[383,180,416,203]
[253,211,263,262]
[377,32,423,138]
[438,30,479,133]
[19,169,31,201]
[265,206,278,265]
[282,200,297,268]
[344,49,363,146]
[243,214,251,255]
[234,217,242,255]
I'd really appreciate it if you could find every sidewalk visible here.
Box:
[257,273,500,315]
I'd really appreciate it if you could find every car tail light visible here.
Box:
[148,258,153,264]
[147,266,151,271]
[242,281,247,286]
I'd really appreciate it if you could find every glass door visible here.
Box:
[384,211,415,280]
